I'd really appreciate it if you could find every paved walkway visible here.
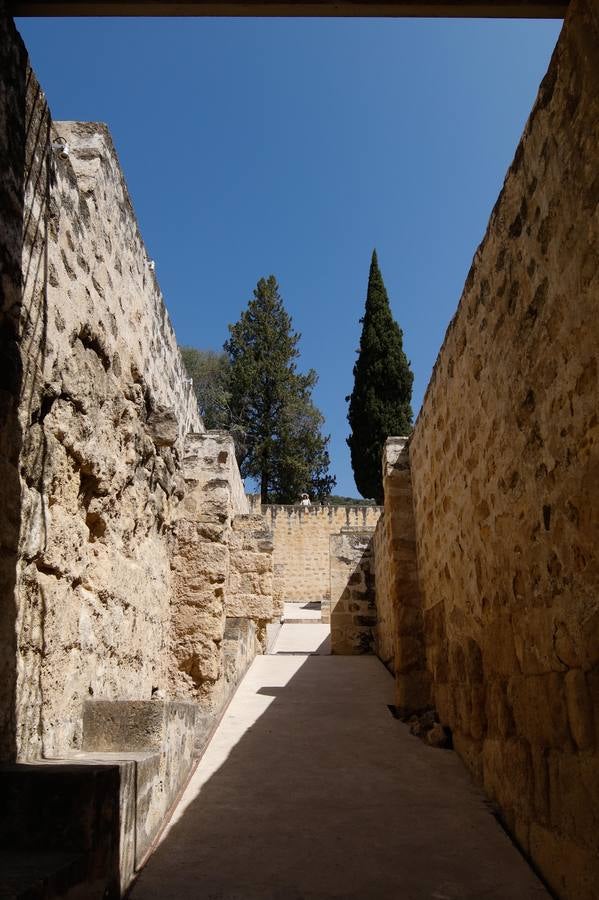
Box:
[283,600,323,622]
[132,624,548,900]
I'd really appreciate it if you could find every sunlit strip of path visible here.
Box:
[131,622,549,900]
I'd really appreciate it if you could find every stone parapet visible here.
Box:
[259,502,381,604]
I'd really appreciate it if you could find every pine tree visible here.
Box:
[347,250,414,503]
[225,275,336,504]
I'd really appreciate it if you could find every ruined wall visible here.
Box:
[373,438,430,712]
[0,15,207,761]
[329,528,376,654]
[257,503,381,604]
[0,10,27,765]
[170,432,275,718]
[405,1,598,896]
[227,513,281,625]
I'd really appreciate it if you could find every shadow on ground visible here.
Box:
[130,637,547,900]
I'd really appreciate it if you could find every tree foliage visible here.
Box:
[347,250,414,503]
[224,275,336,504]
[180,347,231,431]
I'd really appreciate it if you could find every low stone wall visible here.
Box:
[257,502,381,604]
[329,528,376,654]
[81,698,198,873]
[375,2,599,896]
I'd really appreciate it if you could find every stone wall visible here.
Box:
[227,513,281,625]
[373,438,430,712]
[257,502,381,604]
[0,24,206,762]
[0,14,274,771]
[375,2,598,896]
[329,528,376,654]
[169,432,275,718]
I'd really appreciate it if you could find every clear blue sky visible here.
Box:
[16,15,561,496]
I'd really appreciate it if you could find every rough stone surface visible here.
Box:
[373,437,431,713]
[81,699,198,867]
[0,760,124,897]
[0,15,270,796]
[375,2,599,896]
[0,28,207,762]
[170,433,275,715]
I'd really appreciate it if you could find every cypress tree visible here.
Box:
[225,275,336,504]
[347,250,413,503]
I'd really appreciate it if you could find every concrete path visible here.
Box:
[131,624,549,900]
[283,600,323,622]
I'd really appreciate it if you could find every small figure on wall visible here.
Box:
[299,493,311,508]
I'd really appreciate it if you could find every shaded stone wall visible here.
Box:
[398,2,598,896]
[329,528,376,654]
[373,438,430,712]
[0,9,28,766]
[256,502,381,604]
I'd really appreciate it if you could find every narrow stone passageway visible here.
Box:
[130,616,548,900]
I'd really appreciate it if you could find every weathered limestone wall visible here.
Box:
[402,2,598,896]
[169,432,275,717]
[257,502,381,604]
[227,513,281,625]
[0,15,211,762]
[0,9,26,767]
[329,528,376,654]
[373,438,430,712]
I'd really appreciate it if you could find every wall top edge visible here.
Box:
[10,1,568,18]
[259,503,384,512]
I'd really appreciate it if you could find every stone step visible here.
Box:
[282,617,324,624]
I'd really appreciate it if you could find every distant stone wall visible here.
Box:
[375,2,599,896]
[257,502,382,604]
[329,528,376,654]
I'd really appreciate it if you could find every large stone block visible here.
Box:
[564,669,595,751]
[508,673,571,749]
[82,700,197,753]
[225,592,275,620]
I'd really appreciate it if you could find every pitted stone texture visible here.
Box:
[0,22,212,762]
[170,434,274,710]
